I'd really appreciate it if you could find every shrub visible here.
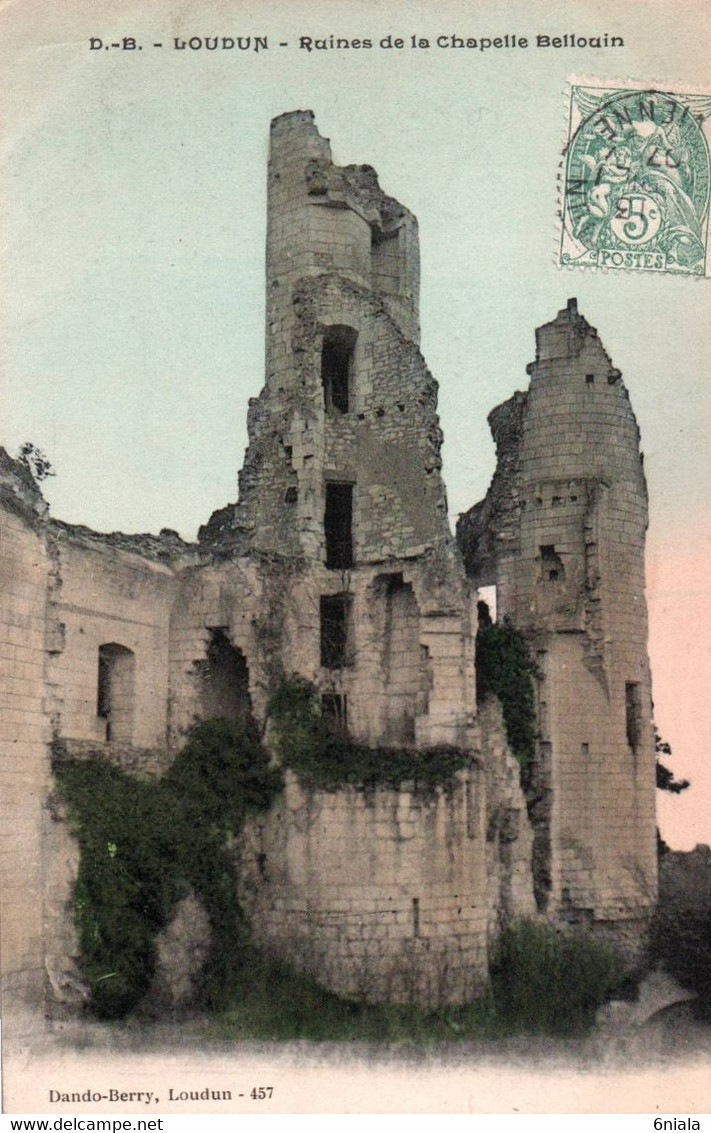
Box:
[268,677,469,792]
[57,759,184,1018]
[55,719,282,1019]
[489,920,625,1035]
[476,619,537,771]
[164,717,282,828]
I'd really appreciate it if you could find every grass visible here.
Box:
[208,955,503,1044]
[207,922,624,1044]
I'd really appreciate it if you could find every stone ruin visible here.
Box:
[0,111,657,1024]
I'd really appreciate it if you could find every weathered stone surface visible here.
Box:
[238,770,490,1008]
[476,697,537,940]
[457,298,657,944]
[0,116,658,1025]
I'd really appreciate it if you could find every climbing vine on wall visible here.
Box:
[55,720,283,1019]
[475,617,537,772]
[268,677,469,792]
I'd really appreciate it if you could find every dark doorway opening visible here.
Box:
[97,643,135,743]
[196,628,253,726]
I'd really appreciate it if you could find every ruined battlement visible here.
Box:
[266,111,420,350]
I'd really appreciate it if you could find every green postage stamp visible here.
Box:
[559,78,711,275]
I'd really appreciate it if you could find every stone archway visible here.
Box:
[196,628,253,726]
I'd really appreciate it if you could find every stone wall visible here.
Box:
[476,698,537,941]
[197,112,475,752]
[47,527,187,755]
[238,770,490,1007]
[0,458,53,1028]
[235,695,535,1009]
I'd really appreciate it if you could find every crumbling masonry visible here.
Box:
[0,111,657,1022]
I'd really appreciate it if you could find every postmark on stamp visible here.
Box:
[559,78,711,276]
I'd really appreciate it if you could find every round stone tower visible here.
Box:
[458,298,657,947]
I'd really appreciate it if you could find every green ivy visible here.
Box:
[55,719,282,1019]
[268,677,469,792]
[476,618,537,771]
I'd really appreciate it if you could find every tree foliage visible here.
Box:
[475,611,537,772]
[655,728,690,794]
[651,849,711,1021]
[17,441,55,483]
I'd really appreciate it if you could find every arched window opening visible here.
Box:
[97,643,135,744]
[477,584,498,624]
[321,325,357,414]
[196,628,253,726]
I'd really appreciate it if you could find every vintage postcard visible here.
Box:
[1,0,710,1119]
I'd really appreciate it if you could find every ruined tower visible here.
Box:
[198,110,476,751]
[458,298,658,943]
[175,113,502,1005]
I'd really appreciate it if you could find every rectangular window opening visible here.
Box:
[322,325,357,414]
[540,544,565,582]
[325,481,354,569]
[96,643,135,744]
[625,681,641,750]
[586,374,595,385]
[320,593,353,669]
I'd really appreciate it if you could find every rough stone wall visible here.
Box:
[457,299,657,938]
[200,112,438,566]
[169,554,474,752]
[0,455,54,1029]
[168,558,279,745]
[238,770,490,1007]
[237,700,535,1008]
[47,528,189,757]
[185,113,486,999]
[0,451,199,1024]
[476,698,537,941]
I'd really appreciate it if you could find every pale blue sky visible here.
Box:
[2,0,709,847]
